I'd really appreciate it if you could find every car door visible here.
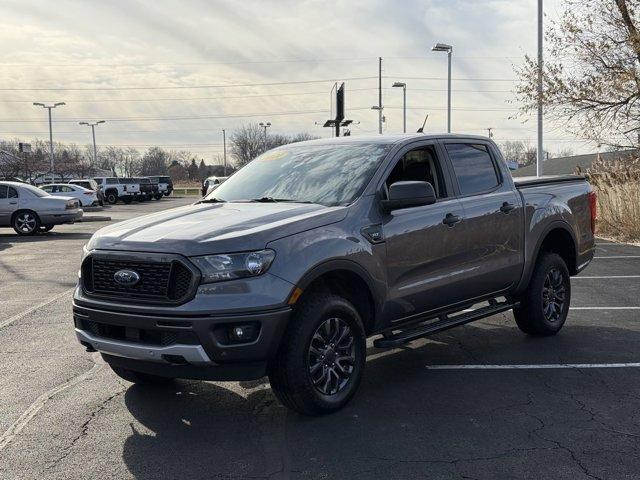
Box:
[380,141,469,321]
[0,185,19,226]
[440,140,524,298]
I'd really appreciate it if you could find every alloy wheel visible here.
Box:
[542,267,567,322]
[15,213,37,233]
[307,317,356,396]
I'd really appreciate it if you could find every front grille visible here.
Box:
[75,318,198,346]
[82,255,196,303]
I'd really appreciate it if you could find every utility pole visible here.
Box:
[259,122,271,150]
[537,0,544,177]
[79,120,106,165]
[33,102,65,177]
[371,57,384,134]
[378,57,383,134]
[222,129,227,176]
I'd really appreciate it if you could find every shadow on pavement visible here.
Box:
[121,323,640,479]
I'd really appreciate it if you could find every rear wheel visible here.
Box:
[105,190,118,204]
[268,292,366,415]
[12,210,40,236]
[122,196,132,204]
[514,252,571,336]
[109,365,174,385]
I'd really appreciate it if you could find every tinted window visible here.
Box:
[211,144,391,206]
[8,187,18,198]
[0,185,7,199]
[61,186,73,192]
[159,176,171,183]
[94,178,103,185]
[106,178,118,185]
[41,186,53,193]
[385,146,446,198]
[446,144,499,195]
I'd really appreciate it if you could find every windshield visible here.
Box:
[207,143,391,206]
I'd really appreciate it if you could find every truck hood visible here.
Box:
[88,201,348,256]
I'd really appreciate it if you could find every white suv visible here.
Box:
[94,177,136,204]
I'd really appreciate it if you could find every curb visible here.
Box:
[78,216,111,222]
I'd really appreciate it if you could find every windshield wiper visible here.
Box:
[197,197,226,204]
[250,197,314,203]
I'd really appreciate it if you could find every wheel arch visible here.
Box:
[294,260,381,335]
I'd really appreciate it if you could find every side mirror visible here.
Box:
[381,181,436,212]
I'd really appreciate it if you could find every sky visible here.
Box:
[0,0,587,164]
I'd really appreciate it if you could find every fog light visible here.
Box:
[228,323,259,343]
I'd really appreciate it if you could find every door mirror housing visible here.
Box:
[381,181,437,212]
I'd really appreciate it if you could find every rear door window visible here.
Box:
[445,143,500,196]
[0,185,7,198]
[8,187,18,198]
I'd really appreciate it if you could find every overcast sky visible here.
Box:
[0,0,585,163]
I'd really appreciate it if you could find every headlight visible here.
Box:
[192,249,275,284]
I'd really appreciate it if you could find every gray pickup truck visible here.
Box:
[73,134,596,415]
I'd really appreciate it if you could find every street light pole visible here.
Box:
[537,0,544,177]
[33,102,65,176]
[431,43,453,133]
[222,128,227,176]
[79,120,106,165]
[392,82,407,133]
[259,122,271,150]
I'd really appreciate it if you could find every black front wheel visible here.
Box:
[514,252,571,336]
[269,292,366,415]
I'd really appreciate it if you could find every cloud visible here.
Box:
[0,0,579,161]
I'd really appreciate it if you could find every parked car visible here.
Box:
[147,177,163,200]
[0,181,82,235]
[40,183,98,207]
[121,178,141,201]
[93,177,135,204]
[148,175,173,196]
[69,178,104,206]
[135,177,154,201]
[202,176,228,197]
[74,135,596,415]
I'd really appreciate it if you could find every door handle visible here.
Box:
[9,201,17,205]
[500,202,516,214]
[443,213,461,226]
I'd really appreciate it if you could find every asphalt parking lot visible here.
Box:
[1,199,639,480]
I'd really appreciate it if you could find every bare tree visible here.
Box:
[516,0,640,149]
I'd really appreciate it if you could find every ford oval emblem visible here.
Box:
[113,269,140,287]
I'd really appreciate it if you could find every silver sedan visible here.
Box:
[0,181,83,235]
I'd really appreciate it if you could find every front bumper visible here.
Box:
[73,302,291,380]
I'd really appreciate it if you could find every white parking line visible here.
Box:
[594,256,640,259]
[426,363,640,370]
[574,275,640,279]
[0,363,102,451]
[0,288,74,330]
[571,307,640,310]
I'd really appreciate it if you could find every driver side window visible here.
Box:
[384,146,447,199]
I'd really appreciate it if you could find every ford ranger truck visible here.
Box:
[74,135,596,415]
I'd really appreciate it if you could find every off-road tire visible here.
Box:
[514,252,571,336]
[105,190,118,205]
[109,365,174,385]
[268,292,366,415]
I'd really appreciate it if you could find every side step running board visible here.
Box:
[374,299,518,348]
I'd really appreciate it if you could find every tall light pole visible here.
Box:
[371,57,383,134]
[222,128,227,176]
[259,122,271,150]
[392,82,407,133]
[537,0,544,177]
[79,120,106,165]
[431,43,453,133]
[33,102,65,176]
